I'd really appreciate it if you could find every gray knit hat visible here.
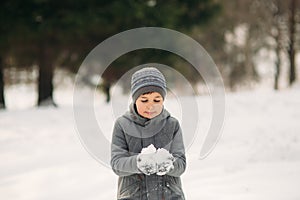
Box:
[131,67,167,103]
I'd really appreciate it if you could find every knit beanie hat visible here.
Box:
[131,67,167,103]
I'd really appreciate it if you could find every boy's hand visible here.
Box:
[137,144,157,175]
[137,153,157,175]
[155,148,175,176]
[156,160,174,176]
[136,145,175,176]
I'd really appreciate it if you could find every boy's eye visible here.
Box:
[141,100,148,103]
[154,99,161,103]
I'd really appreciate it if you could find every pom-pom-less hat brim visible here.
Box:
[132,85,166,103]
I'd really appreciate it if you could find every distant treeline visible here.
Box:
[0,0,299,108]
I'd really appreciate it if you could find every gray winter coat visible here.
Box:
[110,104,186,200]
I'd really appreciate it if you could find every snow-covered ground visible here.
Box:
[1,84,300,200]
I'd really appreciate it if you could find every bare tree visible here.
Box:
[288,0,299,85]
[257,0,286,89]
[0,56,5,108]
[251,0,300,89]
[273,4,285,90]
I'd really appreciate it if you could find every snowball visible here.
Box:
[141,144,157,154]
[156,148,173,163]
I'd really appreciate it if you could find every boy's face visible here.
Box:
[135,92,164,119]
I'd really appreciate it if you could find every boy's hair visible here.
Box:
[142,91,158,95]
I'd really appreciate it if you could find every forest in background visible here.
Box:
[0,0,299,108]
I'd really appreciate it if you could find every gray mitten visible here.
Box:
[155,148,175,176]
[137,144,157,175]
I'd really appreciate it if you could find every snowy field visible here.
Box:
[1,84,300,200]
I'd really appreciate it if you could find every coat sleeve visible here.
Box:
[110,119,141,177]
[167,120,186,177]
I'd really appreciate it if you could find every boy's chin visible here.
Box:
[143,113,158,119]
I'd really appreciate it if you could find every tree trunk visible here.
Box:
[0,56,5,109]
[37,42,56,107]
[245,34,259,82]
[274,43,281,90]
[274,27,282,90]
[103,81,111,103]
[272,0,284,90]
[288,0,297,86]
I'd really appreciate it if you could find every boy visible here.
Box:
[110,67,186,200]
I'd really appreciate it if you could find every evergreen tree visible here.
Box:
[1,0,221,105]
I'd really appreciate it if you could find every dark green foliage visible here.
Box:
[0,0,221,105]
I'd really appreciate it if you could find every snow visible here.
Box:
[1,84,300,200]
[141,144,157,154]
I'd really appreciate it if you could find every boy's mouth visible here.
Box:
[145,111,156,115]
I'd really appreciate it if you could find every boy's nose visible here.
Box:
[146,104,154,110]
